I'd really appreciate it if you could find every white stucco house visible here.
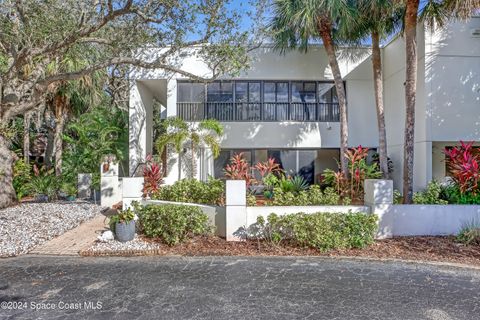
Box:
[129,18,480,191]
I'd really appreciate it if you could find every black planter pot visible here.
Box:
[115,220,135,242]
[36,194,49,202]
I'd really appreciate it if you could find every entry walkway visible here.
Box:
[29,214,109,255]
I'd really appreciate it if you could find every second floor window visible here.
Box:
[177,80,342,122]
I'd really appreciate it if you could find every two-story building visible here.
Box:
[129,18,480,191]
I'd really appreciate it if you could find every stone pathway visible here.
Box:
[29,214,109,255]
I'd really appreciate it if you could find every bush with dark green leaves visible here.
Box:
[136,203,212,246]
[268,186,347,206]
[152,177,225,205]
[249,211,378,251]
[13,159,32,200]
[412,180,448,204]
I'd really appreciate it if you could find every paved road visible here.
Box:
[0,256,479,319]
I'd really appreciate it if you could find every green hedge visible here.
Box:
[267,186,348,206]
[135,203,212,246]
[152,178,224,205]
[250,212,378,251]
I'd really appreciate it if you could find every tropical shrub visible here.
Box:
[27,166,60,200]
[63,106,128,189]
[322,146,382,202]
[60,183,77,198]
[136,203,211,246]
[412,180,448,205]
[254,157,282,178]
[249,212,378,251]
[277,175,309,193]
[247,194,257,206]
[224,153,284,189]
[393,190,403,204]
[267,186,347,206]
[142,154,164,198]
[224,153,256,187]
[13,159,32,200]
[440,183,480,204]
[444,141,480,196]
[152,177,225,205]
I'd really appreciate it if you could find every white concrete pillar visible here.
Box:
[122,177,145,210]
[100,162,121,208]
[225,180,247,241]
[364,179,394,239]
[78,173,92,199]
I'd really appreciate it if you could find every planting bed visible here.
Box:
[81,235,480,266]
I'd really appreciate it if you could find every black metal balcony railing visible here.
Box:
[177,102,340,122]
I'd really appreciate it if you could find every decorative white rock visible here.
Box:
[97,230,115,242]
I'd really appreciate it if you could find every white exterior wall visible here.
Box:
[383,18,480,192]
[129,19,480,188]
[427,18,480,142]
[383,24,431,192]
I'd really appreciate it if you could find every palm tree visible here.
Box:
[45,53,104,176]
[155,117,224,179]
[51,75,102,176]
[269,0,357,176]
[401,0,479,203]
[343,0,402,179]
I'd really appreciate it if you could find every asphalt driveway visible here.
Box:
[0,256,479,319]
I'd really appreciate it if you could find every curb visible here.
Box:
[76,249,480,270]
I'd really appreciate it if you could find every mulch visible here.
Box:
[81,235,480,266]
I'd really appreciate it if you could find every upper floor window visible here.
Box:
[177,80,342,122]
[177,82,204,103]
[207,82,233,102]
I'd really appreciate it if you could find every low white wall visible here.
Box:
[143,199,226,237]
[246,206,370,226]
[389,205,480,236]
[122,177,144,210]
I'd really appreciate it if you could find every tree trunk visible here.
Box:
[54,95,66,176]
[44,109,55,168]
[371,31,389,179]
[23,113,31,162]
[403,0,420,204]
[0,135,17,209]
[190,140,195,179]
[319,20,349,176]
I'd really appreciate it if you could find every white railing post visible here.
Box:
[225,180,247,241]
[364,179,394,239]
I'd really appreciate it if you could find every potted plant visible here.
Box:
[61,183,77,201]
[110,208,137,242]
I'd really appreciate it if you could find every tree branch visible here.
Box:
[40,57,211,85]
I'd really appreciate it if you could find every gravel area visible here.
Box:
[81,235,162,256]
[0,201,102,257]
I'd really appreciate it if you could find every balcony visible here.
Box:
[177,101,340,122]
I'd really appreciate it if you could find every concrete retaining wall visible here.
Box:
[120,178,480,241]
[389,204,480,236]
